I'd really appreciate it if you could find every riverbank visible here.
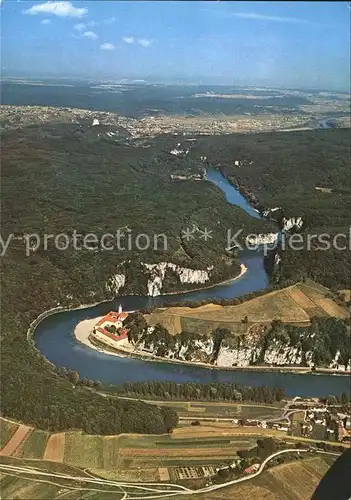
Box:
[33,167,350,396]
[165,263,248,296]
[30,263,249,346]
[73,317,350,377]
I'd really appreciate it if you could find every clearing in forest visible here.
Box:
[145,281,347,335]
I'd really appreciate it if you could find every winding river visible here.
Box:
[34,168,349,397]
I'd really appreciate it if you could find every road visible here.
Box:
[0,449,340,499]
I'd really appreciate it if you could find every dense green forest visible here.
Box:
[108,381,286,403]
[259,317,350,367]
[190,129,350,290]
[1,122,273,433]
[1,120,349,433]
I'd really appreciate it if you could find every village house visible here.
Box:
[244,463,260,474]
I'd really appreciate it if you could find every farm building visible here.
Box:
[244,463,260,474]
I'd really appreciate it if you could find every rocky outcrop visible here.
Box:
[133,318,349,371]
[329,350,351,371]
[170,143,189,156]
[282,216,303,232]
[138,333,214,363]
[246,232,279,247]
[217,344,261,367]
[106,273,126,294]
[142,262,212,297]
[216,338,313,368]
[106,261,213,297]
[262,207,283,221]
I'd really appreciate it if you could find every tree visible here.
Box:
[257,438,277,460]
[326,395,337,406]
[67,370,80,385]
[160,406,179,432]
[124,311,147,342]
[340,392,349,405]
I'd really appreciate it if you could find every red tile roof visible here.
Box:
[96,326,128,341]
[96,311,128,327]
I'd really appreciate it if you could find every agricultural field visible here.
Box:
[64,432,104,469]
[15,429,48,459]
[0,424,32,458]
[1,416,344,500]
[171,456,334,500]
[103,430,260,470]
[43,433,66,462]
[0,417,280,473]
[0,420,18,449]
[0,456,120,500]
[297,282,349,318]
[337,289,351,301]
[0,453,336,500]
[145,281,348,335]
[155,401,284,420]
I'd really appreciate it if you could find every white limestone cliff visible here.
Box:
[143,262,212,297]
[246,232,279,247]
[170,143,189,156]
[106,261,212,297]
[106,273,126,294]
[262,207,282,218]
[282,217,303,232]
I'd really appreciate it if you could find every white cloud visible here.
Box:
[123,36,135,44]
[104,16,116,25]
[74,20,96,31]
[231,12,310,24]
[100,42,115,51]
[74,23,85,31]
[82,31,98,40]
[138,38,152,47]
[122,37,152,47]
[41,19,51,24]
[24,1,87,18]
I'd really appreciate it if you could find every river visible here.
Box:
[34,168,349,397]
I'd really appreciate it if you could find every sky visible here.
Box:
[1,1,350,89]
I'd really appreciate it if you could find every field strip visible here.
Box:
[0,425,32,457]
[312,298,348,318]
[287,287,319,311]
[172,428,286,438]
[43,433,66,462]
[120,447,239,457]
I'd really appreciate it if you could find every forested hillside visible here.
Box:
[191,129,350,289]
[1,121,349,433]
[1,121,272,433]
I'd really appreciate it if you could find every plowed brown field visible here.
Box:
[43,433,66,462]
[0,425,32,457]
